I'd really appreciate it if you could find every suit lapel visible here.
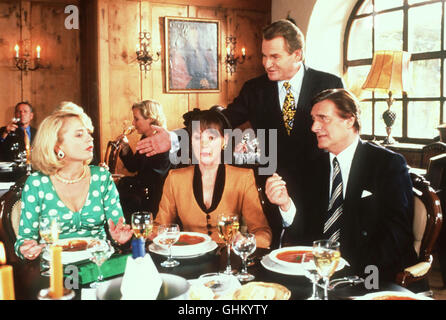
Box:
[296,65,313,110]
[342,141,367,245]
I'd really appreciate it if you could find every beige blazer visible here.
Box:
[155,165,272,248]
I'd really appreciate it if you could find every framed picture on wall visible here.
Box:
[164,17,220,93]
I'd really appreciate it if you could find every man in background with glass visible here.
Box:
[0,101,36,161]
[265,88,420,288]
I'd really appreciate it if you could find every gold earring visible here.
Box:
[222,144,226,150]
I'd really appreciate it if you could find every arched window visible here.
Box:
[344,0,444,143]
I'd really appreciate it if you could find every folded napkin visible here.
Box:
[120,254,162,300]
[64,253,130,285]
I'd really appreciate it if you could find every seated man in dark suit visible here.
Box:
[265,88,418,283]
[0,101,36,161]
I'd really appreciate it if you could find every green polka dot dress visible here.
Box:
[14,166,124,258]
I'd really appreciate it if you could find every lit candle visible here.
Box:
[0,242,15,300]
[49,245,63,299]
[242,47,246,57]
[14,44,19,58]
[36,45,41,59]
[226,46,231,57]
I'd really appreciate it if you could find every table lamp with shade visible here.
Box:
[362,50,411,145]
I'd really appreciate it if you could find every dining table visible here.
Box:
[10,242,414,300]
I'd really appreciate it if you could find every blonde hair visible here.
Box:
[31,102,94,175]
[132,100,167,128]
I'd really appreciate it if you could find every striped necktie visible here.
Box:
[324,157,343,242]
[282,82,296,135]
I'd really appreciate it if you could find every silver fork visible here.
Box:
[329,276,364,290]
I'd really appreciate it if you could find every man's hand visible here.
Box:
[135,125,171,157]
[265,173,291,211]
[2,120,18,139]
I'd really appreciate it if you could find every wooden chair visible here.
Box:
[395,173,443,292]
[420,141,446,169]
[102,140,121,174]
[0,178,26,263]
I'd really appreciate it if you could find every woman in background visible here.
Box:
[15,102,132,260]
[117,100,171,221]
[155,108,272,248]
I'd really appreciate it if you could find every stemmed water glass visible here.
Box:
[301,252,321,300]
[39,216,61,276]
[313,240,341,300]
[131,211,153,246]
[232,232,256,282]
[217,213,239,275]
[157,224,180,268]
[89,240,113,288]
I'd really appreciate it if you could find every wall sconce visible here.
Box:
[136,31,160,76]
[225,35,245,75]
[14,43,42,73]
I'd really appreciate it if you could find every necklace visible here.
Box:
[54,166,87,184]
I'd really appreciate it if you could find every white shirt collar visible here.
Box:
[277,62,304,95]
[328,136,360,197]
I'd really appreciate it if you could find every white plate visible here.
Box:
[149,241,218,259]
[43,238,114,264]
[355,291,433,300]
[153,231,212,256]
[269,246,314,268]
[261,248,348,276]
[0,162,14,169]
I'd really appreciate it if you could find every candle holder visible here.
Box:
[37,288,75,300]
[136,31,160,76]
[225,35,245,76]
[13,42,45,73]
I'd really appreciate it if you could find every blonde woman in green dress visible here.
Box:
[15,102,133,260]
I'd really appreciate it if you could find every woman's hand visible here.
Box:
[108,217,133,244]
[265,173,291,211]
[19,240,43,260]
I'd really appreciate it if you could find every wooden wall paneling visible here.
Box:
[151,3,189,130]
[97,0,112,161]
[0,1,21,127]
[19,1,32,113]
[80,0,101,163]
[131,0,271,13]
[29,1,81,124]
[225,8,268,106]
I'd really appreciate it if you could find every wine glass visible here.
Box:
[301,252,321,300]
[217,213,240,275]
[8,117,20,137]
[131,211,153,247]
[232,232,256,282]
[157,224,181,268]
[313,240,341,300]
[39,216,61,276]
[89,240,113,288]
